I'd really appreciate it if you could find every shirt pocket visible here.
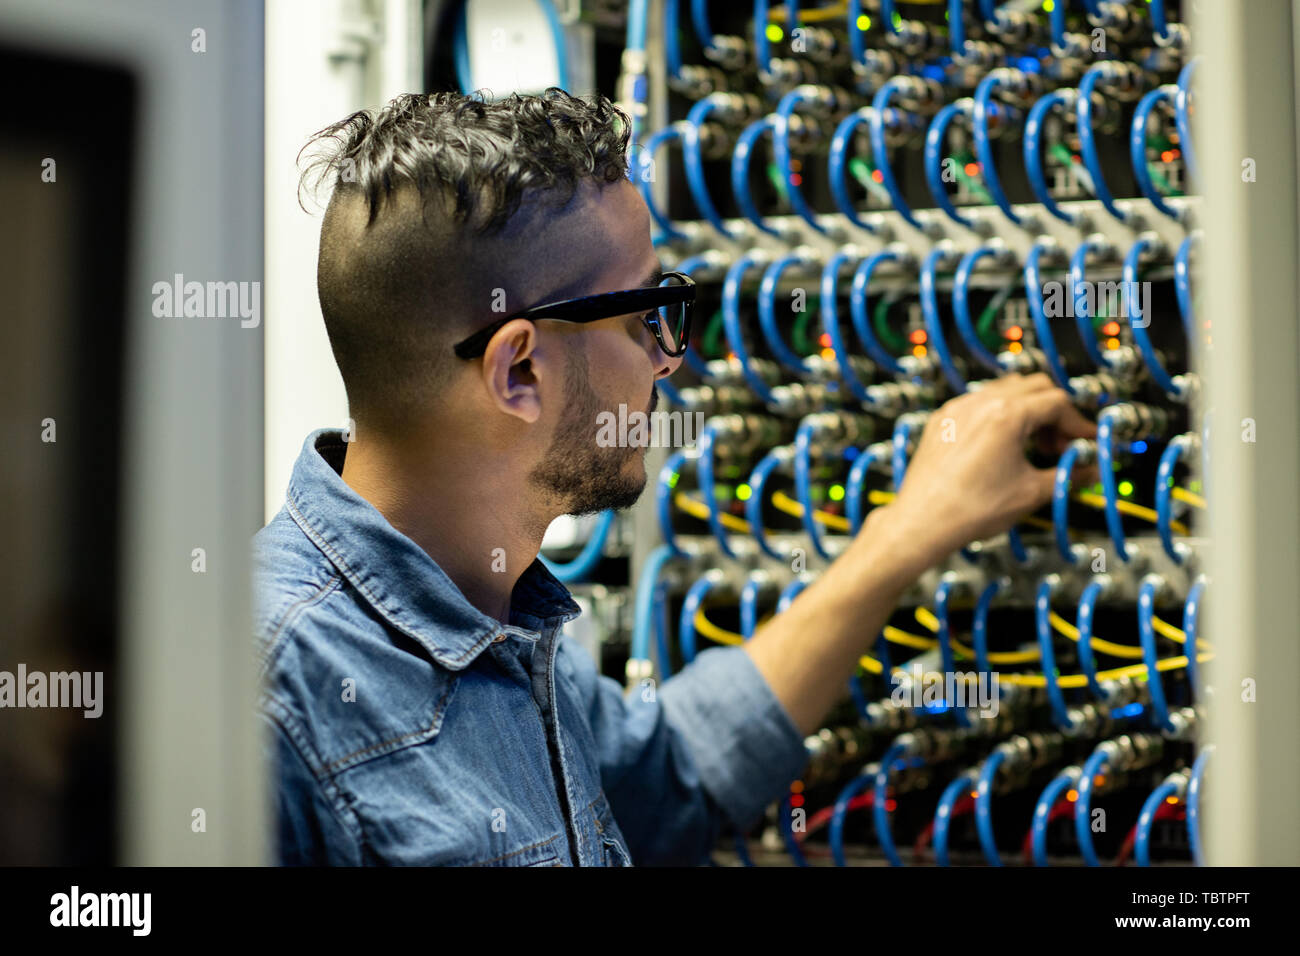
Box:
[467,833,566,867]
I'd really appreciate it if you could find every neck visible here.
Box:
[339,426,553,625]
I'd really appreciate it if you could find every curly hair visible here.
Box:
[299,88,630,232]
[297,89,632,433]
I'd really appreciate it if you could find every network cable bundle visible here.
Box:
[528,0,1209,866]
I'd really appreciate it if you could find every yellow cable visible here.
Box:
[771,490,853,531]
[1073,491,1190,535]
[674,492,752,533]
[1171,487,1207,510]
[767,2,850,23]
[694,609,1210,688]
[882,626,937,650]
[692,607,745,646]
[1049,610,1145,659]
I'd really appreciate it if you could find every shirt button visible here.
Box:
[492,633,507,644]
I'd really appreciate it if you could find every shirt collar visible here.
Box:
[285,428,581,670]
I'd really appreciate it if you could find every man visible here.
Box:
[254,88,1095,866]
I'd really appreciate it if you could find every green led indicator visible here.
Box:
[1118,480,1134,496]
[736,483,752,501]
[766,24,783,42]
[829,484,845,502]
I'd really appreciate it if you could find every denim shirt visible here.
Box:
[253,429,810,866]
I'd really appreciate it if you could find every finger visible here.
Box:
[1020,389,1097,439]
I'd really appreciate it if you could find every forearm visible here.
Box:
[742,502,947,736]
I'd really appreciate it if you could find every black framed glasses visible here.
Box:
[453,270,696,359]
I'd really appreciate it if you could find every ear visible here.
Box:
[481,318,544,424]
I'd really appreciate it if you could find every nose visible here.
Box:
[654,347,684,380]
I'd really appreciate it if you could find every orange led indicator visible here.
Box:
[1006,325,1023,341]
[1102,321,1121,336]
[912,344,927,358]
[908,328,927,345]
[819,332,832,347]
[1106,337,1120,350]
[964,162,980,177]
[1008,341,1023,354]
[871,169,884,183]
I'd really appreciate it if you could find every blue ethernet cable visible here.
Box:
[740,573,766,639]
[1053,441,1083,562]
[1156,434,1193,564]
[847,0,867,64]
[759,252,818,374]
[828,108,884,233]
[682,96,743,240]
[624,0,649,162]
[892,414,920,489]
[1068,236,1109,368]
[972,72,1027,226]
[847,442,891,532]
[925,100,979,231]
[747,446,794,560]
[920,245,967,392]
[978,0,1003,22]
[1183,575,1206,699]
[934,577,971,728]
[678,570,725,665]
[1048,0,1067,49]
[933,770,978,865]
[453,0,570,94]
[1135,777,1181,866]
[974,747,1008,866]
[971,578,1005,680]
[731,115,783,237]
[1078,63,1134,224]
[631,544,677,666]
[1096,407,1134,562]
[754,0,774,79]
[1074,743,1112,866]
[822,251,874,402]
[1176,60,1199,188]
[1150,0,1171,43]
[658,450,692,556]
[849,249,908,373]
[1137,576,1174,732]
[1174,232,1197,340]
[1036,577,1075,729]
[697,420,738,559]
[870,79,924,229]
[873,742,910,866]
[1125,235,1186,400]
[1131,86,1184,221]
[656,379,683,405]
[779,794,812,867]
[778,577,809,613]
[638,125,690,242]
[949,0,967,55]
[795,419,834,561]
[690,0,718,56]
[1024,239,1076,394]
[1032,766,1081,866]
[1024,88,1085,225]
[953,244,1009,373]
[541,509,615,582]
[830,769,876,867]
[1076,578,1109,701]
[653,579,673,679]
[880,0,899,34]
[1186,745,1212,865]
[723,251,778,402]
[773,88,832,234]
[666,0,684,81]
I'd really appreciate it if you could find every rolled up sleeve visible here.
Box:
[565,639,809,865]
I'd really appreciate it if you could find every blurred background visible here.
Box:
[0,0,1296,866]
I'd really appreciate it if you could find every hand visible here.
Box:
[887,373,1098,556]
